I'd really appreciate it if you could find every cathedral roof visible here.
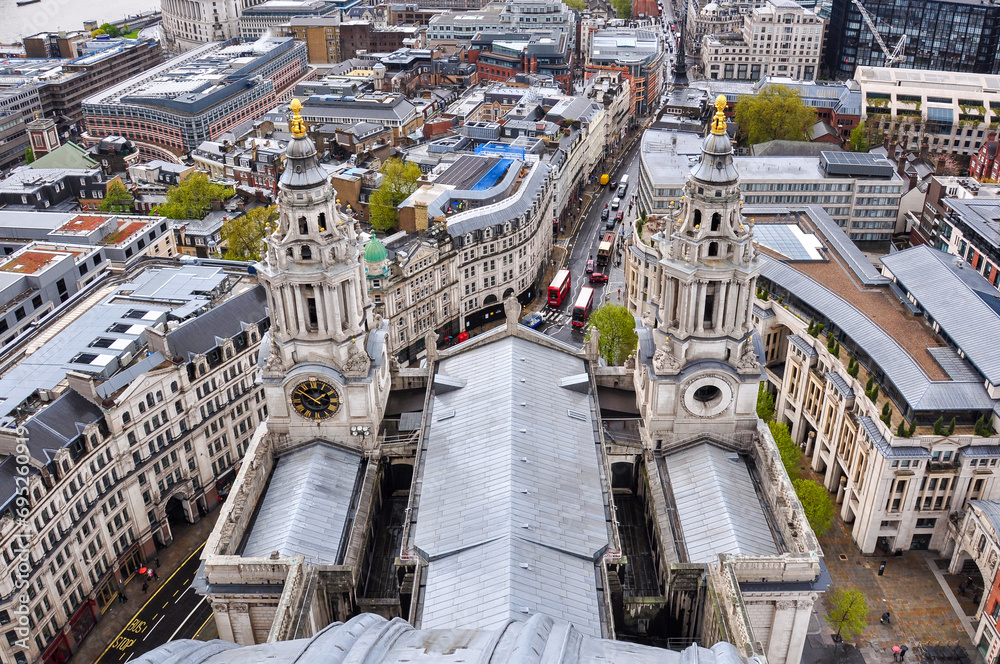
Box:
[364,236,388,263]
[279,99,330,190]
[691,95,738,185]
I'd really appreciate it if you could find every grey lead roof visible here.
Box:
[663,444,777,562]
[413,336,608,637]
[128,612,753,664]
[826,371,855,399]
[445,161,552,238]
[787,334,818,358]
[857,416,931,459]
[242,442,362,564]
[166,286,267,358]
[881,246,1000,386]
[760,256,994,412]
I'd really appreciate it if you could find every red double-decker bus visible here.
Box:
[548,269,571,306]
[572,287,595,327]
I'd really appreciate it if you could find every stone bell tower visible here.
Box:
[634,95,762,439]
[255,99,390,448]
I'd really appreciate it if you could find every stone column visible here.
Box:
[735,279,749,334]
[695,281,706,334]
[766,599,798,664]
[293,286,307,334]
[210,602,233,642]
[712,281,726,331]
[329,282,343,335]
[785,597,815,664]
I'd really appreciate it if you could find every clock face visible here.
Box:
[290,380,341,420]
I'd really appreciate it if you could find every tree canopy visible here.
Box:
[586,303,637,366]
[610,0,631,19]
[756,383,776,422]
[849,122,871,152]
[733,84,817,145]
[99,180,134,214]
[824,588,869,643]
[768,420,802,480]
[562,0,586,10]
[793,478,836,536]
[220,205,278,261]
[155,173,234,220]
[369,158,423,232]
[24,147,34,165]
[97,23,122,38]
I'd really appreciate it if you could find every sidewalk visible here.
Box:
[803,468,976,664]
[69,509,221,663]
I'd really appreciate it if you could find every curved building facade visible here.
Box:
[161,0,264,52]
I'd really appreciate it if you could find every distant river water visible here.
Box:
[0,0,159,44]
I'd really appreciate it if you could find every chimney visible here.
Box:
[146,323,171,357]
[896,152,907,177]
[888,140,896,160]
[882,133,890,151]
[414,200,428,231]
[919,138,929,161]
[935,157,947,176]
[65,371,100,405]
[989,131,998,142]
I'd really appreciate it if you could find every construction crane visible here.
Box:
[851,0,907,67]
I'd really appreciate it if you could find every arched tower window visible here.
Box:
[286,247,294,259]
[708,242,719,257]
[298,217,308,235]
[694,209,702,227]
[318,212,327,232]
[301,246,312,260]
[711,213,721,232]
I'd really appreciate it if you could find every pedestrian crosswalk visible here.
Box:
[542,309,568,326]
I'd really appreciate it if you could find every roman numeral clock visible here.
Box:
[290,380,342,420]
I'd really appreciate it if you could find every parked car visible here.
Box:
[611,197,621,210]
[521,312,545,329]
[589,271,609,283]
[586,259,594,273]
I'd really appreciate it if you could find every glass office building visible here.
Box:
[826,0,1000,79]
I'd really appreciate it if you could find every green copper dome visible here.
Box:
[364,236,388,263]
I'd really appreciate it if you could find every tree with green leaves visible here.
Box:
[769,421,801,480]
[733,84,817,146]
[98,23,122,38]
[562,0,586,10]
[793,478,835,536]
[825,587,869,643]
[369,158,423,232]
[220,205,278,261]
[24,147,34,165]
[756,383,775,422]
[100,180,135,214]
[155,173,234,220]
[585,303,637,366]
[610,0,631,18]
[850,122,871,152]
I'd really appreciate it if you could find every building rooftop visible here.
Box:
[944,198,1000,249]
[855,66,1000,92]
[30,142,98,170]
[242,442,363,564]
[56,214,112,234]
[589,28,661,65]
[413,335,608,637]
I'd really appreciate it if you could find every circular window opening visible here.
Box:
[693,385,722,403]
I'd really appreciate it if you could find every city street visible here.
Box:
[94,542,213,663]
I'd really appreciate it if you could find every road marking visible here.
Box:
[163,602,169,609]
[173,589,179,597]
[191,613,215,640]
[95,541,208,663]
[142,614,167,642]
[126,654,134,662]
[167,597,207,642]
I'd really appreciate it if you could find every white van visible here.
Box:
[617,174,629,197]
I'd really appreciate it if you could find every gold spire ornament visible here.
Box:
[289,98,306,138]
[711,94,728,135]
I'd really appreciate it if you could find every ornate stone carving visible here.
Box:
[653,344,681,375]
[624,352,636,371]
[372,312,384,330]
[231,603,249,613]
[736,341,761,374]
[774,600,796,611]
[389,356,401,374]
[263,336,287,374]
[641,307,655,329]
[342,343,371,378]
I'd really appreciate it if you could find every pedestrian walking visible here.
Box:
[892,645,901,662]
[880,611,891,625]
[141,581,148,594]
[119,593,127,604]
[959,582,968,596]
[900,645,908,662]
[147,569,154,580]
[154,557,160,568]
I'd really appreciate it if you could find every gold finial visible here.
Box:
[289,98,306,139]
[711,94,728,135]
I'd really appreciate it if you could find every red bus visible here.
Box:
[572,287,595,328]
[548,269,571,306]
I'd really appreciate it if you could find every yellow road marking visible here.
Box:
[190,613,214,641]
[94,541,207,663]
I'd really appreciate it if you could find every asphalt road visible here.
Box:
[541,136,646,345]
[96,541,213,663]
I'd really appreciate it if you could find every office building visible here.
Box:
[855,67,1000,159]
[587,29,664,115]
[825,0,1000,79]
[82,38,308,161]
[469,30,572,92]
[162,0,263,52]
[239,0,341,40]
[702,0,824,81]
[0,263,268,664]
[0,111,28,173]
[299,93,422,145]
